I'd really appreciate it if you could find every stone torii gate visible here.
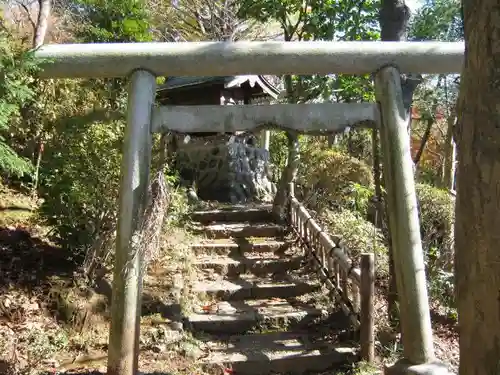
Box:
[34,41,464,375]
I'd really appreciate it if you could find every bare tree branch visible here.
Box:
[160,0,279,42]
[16,1,37,31]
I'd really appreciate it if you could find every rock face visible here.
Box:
[174,133,276,203]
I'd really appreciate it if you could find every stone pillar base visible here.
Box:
[384,359,455,375]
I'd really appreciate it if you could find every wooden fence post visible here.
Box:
[360,253,375,363]
[262,129,271,150]
[288,181,295,197]
[375,66,435,364]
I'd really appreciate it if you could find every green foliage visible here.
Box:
[27,328,69,362]
[30,0,159,251]
[409,0,462,119]
[416,183,455,311]
[268,131,309,181]
[268,131,289,177]
[338,128,373,161]
[239,0,379,40]
[409,0,463,42]
[343,182,374,216]
[416,183,454,268]
[63,0,155,112]
[165,184,191,227]
[69,0,153,42]
[239,0,379,105]
[0,31,40,177]
[39,118,124,250]
[37,112,190,251]
[409,0,462,187]
[238,0,305,32]
[322,208,388,278]
[297,147,373,213]
[304,0,379,42]
[0,143,32,179]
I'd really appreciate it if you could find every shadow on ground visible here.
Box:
[0,226,75,292]
[39,372,174,375]
[0,227,180,323]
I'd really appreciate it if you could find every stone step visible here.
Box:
[194,253,303,277]
[193,275,320,301]
[188,299,324,334]
[191,205,273,224]
[192,222,286,239]
[201,332,357,375]
[191,238,294,255]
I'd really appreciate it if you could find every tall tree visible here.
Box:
[409,0,463,189]
[157,0,276,42]
[409,0,463,42]
[377,0,416,323]
[239,0,379,218]
[380,0,410,40]
[455,1,500,374]
[31,0,51,193]
[34,0,51,47]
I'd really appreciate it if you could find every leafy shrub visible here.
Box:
[268,131,309,183]
[39,118,124,251]
[0,30,39,178]
[416,183,455,311]
[322,208,388,278]
[416,183,454,271]
[38,113,192,256]
[297,148,373,213]
[267,130,288,181]
[164,177,190,228]
[337,128,373,162]
[343,182,375,217]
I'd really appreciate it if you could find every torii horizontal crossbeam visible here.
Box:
[34,41,464,78]
[151,103,379,134]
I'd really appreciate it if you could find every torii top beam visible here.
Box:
[34,41,464,79]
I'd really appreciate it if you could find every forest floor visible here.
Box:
[0,186,459,375]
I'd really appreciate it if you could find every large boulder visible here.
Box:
[174,133,275,203]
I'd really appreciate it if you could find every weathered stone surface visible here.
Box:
[201,332,356,375]
[175,133,276,203]
[385,359,455,375]
[188,299,324,333]
[194,253,303,276]
[187,202,354,375]
[191,222,286,239]
[191,205,273,224]
[193,275,320,301]
[191,239,294,255]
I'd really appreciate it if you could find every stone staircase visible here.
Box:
[186,204,357,374]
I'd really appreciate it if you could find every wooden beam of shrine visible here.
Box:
[33,41,464,78]
[151,103,379,134]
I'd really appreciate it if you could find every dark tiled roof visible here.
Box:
[157,75,279,98]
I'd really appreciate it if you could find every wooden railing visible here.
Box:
[287,190,375,363]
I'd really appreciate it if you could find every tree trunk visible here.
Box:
[413,118,434,166]
[34,0,51,48]
[328,134,337,147]
[379,0,409,41]
[441,114,456,190]
[272,46,298,219]
[272,72,298,220]
[378,0,412,324]
[272,132,300,220]
[29,0,51,196]
[455,2,500,374]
